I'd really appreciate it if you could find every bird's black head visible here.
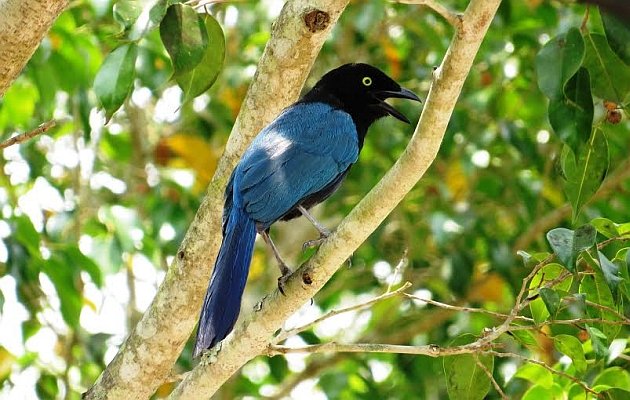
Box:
[302,63,421,137]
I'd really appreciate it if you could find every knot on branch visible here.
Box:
[304,9,330,33]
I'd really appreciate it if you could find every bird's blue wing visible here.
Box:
[233,102,358,225]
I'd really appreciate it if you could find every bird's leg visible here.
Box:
[260,229,292,295]
[297,205,332,250]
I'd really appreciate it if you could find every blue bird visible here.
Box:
[193,63,421,356]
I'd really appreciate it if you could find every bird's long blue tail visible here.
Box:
[193,205,256,357]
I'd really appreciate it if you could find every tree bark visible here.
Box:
[168,0,502,398]
[0,0,68,97]
[83,0,349,399]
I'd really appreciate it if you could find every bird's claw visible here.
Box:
[277,266,292,296]
[302,231,331,251]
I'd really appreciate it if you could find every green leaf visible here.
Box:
[94,43,138,121]
[561,129,609,222]
[582,33,630,103]
[113,0,143,33]
[160,4,208,76]
[554,334,587,374]
[593,367,630,393]
[601,12,630,66]
[36,373,59,399]
[536,27,584,101]
[175,13,225,102]
[540,287,561,318]
[522,383,564,400]
[581,270,620,341]
[546,225,596,271]
[62,246,103,287]
[596,251,623,298]
[509,330,541,349]
[548,68,593,155]
[515,363,553,389]
[41,256,82,328]
[591,217,620,238]
[13,215,41,258]
[443,335,494,400]
[587,326,609,359]
[530,263,573,323]
[128,0,171,41]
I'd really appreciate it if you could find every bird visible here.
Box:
[193,63,421,357]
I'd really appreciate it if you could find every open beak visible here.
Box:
[374,87,422,124]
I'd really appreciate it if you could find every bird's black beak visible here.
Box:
[374,87,422,124]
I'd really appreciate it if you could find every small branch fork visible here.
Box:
[0,120,56,149]
[265,236,630,397]
[395,0,462,27]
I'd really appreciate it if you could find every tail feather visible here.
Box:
[193,206,256,357]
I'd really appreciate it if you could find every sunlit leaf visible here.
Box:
[593,367,630,393]
[554,334,587,374]
[522,383,564,400]
[113,0,143,33]
[530,263,573,323]
[128,0,171,41]
[94,43,138,121]
[515,363,553,389]
[590,217,620,238]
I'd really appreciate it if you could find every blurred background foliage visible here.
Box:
[0,0,629,398]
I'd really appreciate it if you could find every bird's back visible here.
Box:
[231,102,359,228]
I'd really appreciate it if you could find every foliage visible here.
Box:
[0,0,629,399]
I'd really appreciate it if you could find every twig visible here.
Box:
[0,120,56,149]
[266,341,495,357]
[388,250,408,292]
[403,293,534,322]
[485,350,600,397]
[395,0,462,28]
[474,354,507,400]
[274,282,412,343]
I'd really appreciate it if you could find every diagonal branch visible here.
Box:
[168,1,502,398]
[84,0,350,398]
[0,120,56,149]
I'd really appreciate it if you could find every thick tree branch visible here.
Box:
[83,1,349,399]
[168,1,501,398]
[0,0,68,97]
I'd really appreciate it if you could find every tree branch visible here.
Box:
[0,1,68,97]
[83,0,350,398]
[396,0,462,27]
[0,120,56,149]
[168,1,502,398]
[266,341,496,357]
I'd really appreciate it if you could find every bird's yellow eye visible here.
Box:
[362,76,372,86]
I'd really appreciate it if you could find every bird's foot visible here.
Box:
[277,265,293,296]
[302,230,331,251]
